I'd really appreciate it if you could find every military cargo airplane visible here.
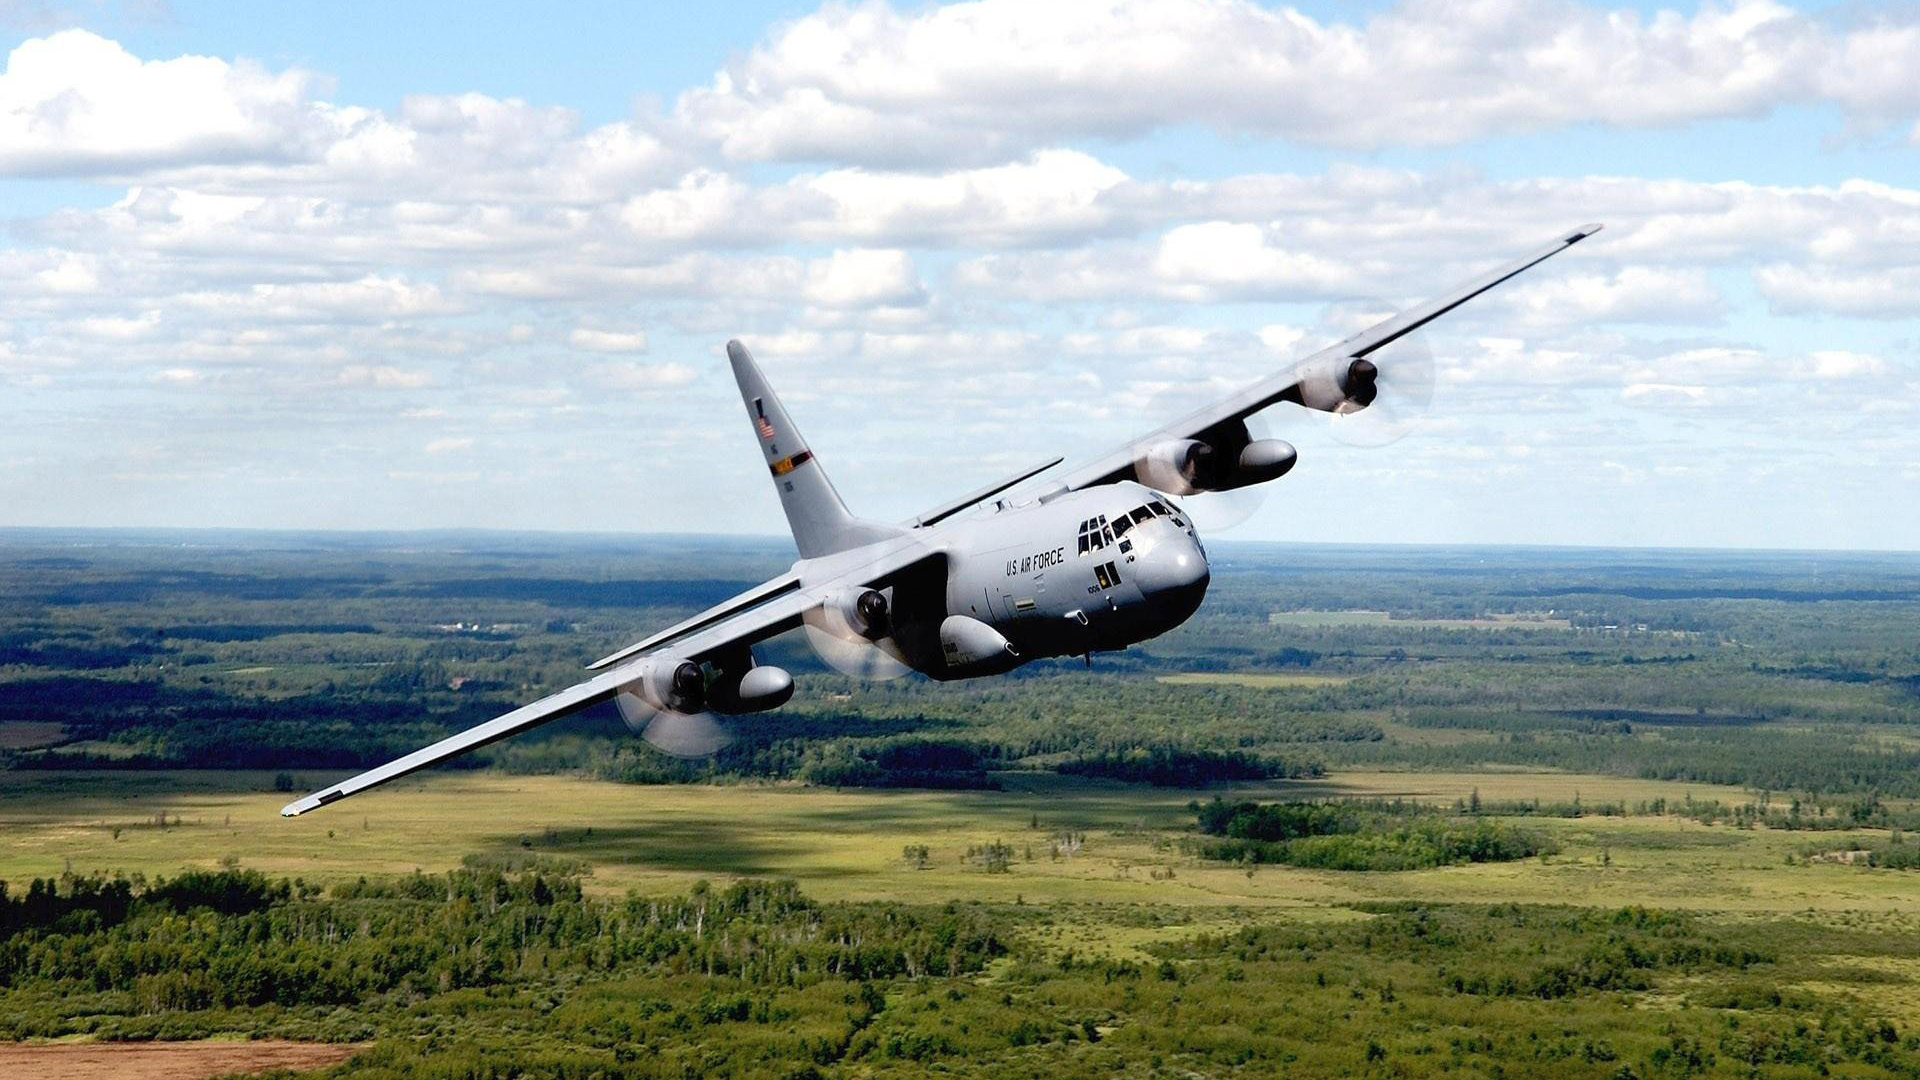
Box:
[282,224,1602,816]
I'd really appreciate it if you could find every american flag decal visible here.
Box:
[756,416,776,439]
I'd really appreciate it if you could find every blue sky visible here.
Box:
[0,0,1915,549]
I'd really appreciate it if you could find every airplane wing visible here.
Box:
[282,542,943,816]
[1051,224,1602,492]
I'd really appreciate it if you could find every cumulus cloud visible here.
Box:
[1755,264,1920,317]
[1498,267,1727,328]
[176,275,459,322]
[338,364,432,389]
[569,327,650,353]
[587,361,698,391]
[803,248,925,308]
[0,30,325,174]
[674,0,1920,164]
[3,20,1918,542]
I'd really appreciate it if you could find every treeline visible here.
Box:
[1799,833,1920,870]
[0,866,1005,1042]
[1056,745,1321,786]
[1187,798,1556,871]
[1329,723,1920,798]
[1450,790,1920,831]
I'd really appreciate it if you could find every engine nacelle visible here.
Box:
[1133,438,1214,496]
[822,586,889,640]
[1290,355,1379,413]
[709,664,794,715]
[1134,436,1296,494]
[622,657,705,714]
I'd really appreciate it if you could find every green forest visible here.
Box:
[4,864,1920,1078]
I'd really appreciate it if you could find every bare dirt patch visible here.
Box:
[0,1040,364,1080]
[0,721,65,750]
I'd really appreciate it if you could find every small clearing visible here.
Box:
[0,1040,363,1080]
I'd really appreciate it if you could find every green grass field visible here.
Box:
[6,767,1910,918]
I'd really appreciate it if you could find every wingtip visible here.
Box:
[280,802,304,818]
[1572,222,1604,240]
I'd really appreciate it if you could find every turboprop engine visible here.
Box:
[617,656,706,721]
[822,586,889,640]
[1133,422,1297,496]
[615,653,792,758]
[1287,355,1385,414]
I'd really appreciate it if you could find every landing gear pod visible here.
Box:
[938,615,1020,677]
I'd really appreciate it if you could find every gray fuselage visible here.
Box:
[793,481,1211,679]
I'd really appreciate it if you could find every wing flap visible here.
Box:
[587,571,803,670]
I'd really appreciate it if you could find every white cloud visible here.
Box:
[1622,382,1713,408]
[1499,267,1726,327]
[569,327,650,353]
[803,248,925,308]
[1755,264,1920,317]
[0,30,323,174]
[674,0,1920,164]
[178,275,459,322]
[587,361,698,391]
[1805,350,1888,379]
[3,23,1918,544]
[339,364,432,389]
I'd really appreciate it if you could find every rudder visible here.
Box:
[727,340,898,558]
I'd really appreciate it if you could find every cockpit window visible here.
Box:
[1149,501,1171,516]
[1130,506,1153,525]
[1111,514,1133,538]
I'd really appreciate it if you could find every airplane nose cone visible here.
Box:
[1133,535,1210,617]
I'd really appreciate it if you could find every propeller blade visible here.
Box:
[641,709,734,758]
[803,621,912,680]
[1328,325,1436,449]
[616,687,733,757]
[1138,382,1275,533]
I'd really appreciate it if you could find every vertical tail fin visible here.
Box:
[727,340,898,558]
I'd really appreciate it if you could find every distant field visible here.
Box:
[1266,608,1574,629]
[1154,672,1350,688]
[7,768,1912,914]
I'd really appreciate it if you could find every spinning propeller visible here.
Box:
[1324,302,1437,449]
[804,586,911,680]
[614,660,734,757]
[1136,381,1279,534]
[1327,334,1436,447]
